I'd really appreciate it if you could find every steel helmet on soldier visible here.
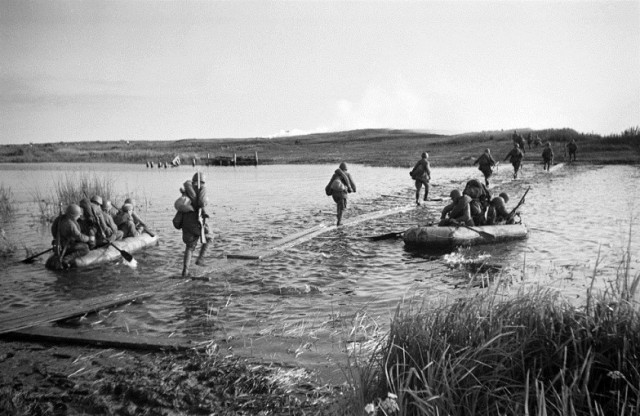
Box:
[192,172,206,184]
[450,190,462,199]
[65,204,82,219]
[339,162,348,171]
[499,192,509,203]
[90,195,103,205]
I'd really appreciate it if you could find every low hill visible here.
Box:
[1,127,638,167]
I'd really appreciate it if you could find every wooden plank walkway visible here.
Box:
[3,325,201,351]
[0,291,153,335]
[226,204,419,259]
[1,203,423,348]
[549,162,564,172]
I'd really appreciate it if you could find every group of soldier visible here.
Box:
[475,132,578,184]
[326,132,579,230]
[46,132,579,272]
[47,196,149,269]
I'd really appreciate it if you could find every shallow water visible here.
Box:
[1,162,638,361]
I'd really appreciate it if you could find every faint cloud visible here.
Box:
[266,127,330,139]
[333,79,429,131]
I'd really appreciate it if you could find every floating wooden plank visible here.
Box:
[2,325,198,351]
[226,223,327,259]
[226,250,278,260]
[226,204,419,259]
[549,163,564,172]
[0,291,153,335]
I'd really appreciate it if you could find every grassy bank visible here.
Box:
[1,127,639,167]
[347,244,640,416]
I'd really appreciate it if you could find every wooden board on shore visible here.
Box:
[0,291,153,335]
[2,325,199,351]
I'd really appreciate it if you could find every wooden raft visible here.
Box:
[0,290,153,335]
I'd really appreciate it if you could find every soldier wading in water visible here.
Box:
[325,162,356,226]
[173,172,213,277]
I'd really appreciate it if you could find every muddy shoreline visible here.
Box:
[0,340,348,415]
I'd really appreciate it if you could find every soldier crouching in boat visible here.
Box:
[486,192,515,225]
[439,190,474,226]
[46,204,95,270]
[115,198,150,238]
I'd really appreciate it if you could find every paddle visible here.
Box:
[20,247,53,264]
[109,242,133,262]
[457,223,496,239]
[368,231,404,241]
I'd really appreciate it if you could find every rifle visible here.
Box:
[197,172,206,243]
[507,187,531,222]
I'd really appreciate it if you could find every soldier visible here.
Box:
[565,139,577,163]
[504,142,524,179]
[474,148,496,187]
[439,190,474,226]
[47,204,95,269]
[410,152,431,204]
[542,142,554,171]
[325,162,356,226]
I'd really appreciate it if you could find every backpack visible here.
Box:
[172,211,183,230]
[330,179,347,193]
[174,195,194,213]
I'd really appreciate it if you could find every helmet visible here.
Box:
[485,148,491,153]
[102,200,112,210]
[122,203,134,213]
[339,162,348,171]
[421,152,428,159]
[90,195,103,205]
[450,190,462,199]
[65,204,82,218]
[124,197,134,205]
[192,172,206,184]
[499,192,509,203]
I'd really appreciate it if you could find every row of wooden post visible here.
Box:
[146,152,258,167]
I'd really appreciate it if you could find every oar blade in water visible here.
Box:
[110,242,134,262]
[369,232,403,241]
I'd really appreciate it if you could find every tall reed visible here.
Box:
[34,172,116,222]
[0,184,13,220]
[349,244,640,415]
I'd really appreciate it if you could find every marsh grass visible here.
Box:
[0,184,13,220]
[0,185,16,257]
[33,172,117,222]
[349,245,640,415]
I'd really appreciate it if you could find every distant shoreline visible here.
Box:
[1,128,639,167]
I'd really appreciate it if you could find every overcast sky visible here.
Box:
[1,0,639,144]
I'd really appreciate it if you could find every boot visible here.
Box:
[195,243,208,266]
[182,248,193,277]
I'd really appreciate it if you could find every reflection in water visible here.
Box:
[0,163,638,357]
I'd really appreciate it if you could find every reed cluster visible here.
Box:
[349,254,640,415]
[0,184,13,220]
[34,172,116,222]
[0,184,16,256]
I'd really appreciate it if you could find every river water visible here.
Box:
[0,162,638,364]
